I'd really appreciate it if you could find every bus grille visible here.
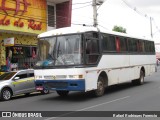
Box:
[44,82,68,88]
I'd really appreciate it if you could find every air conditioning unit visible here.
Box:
[96,0,104,5]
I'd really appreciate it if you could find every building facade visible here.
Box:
[0,0,72,71]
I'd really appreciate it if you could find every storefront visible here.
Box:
[1,35,38,71]
[0,0,47,71]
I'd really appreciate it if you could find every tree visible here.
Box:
[112,25,127,33]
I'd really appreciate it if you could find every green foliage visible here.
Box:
[112,25,127,33]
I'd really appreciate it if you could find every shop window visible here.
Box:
[48,5,55,27]
[6,46,37,70]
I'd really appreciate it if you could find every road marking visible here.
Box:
[44,96,130,120]
[77,96,130,111]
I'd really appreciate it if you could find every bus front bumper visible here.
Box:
[35,79,85,91]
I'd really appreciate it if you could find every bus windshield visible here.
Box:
[36,34,83,67]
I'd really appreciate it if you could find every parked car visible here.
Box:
[0,69,49,101]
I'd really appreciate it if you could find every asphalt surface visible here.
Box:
[0,66,160,120]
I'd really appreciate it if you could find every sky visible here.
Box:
[71,0,160,47]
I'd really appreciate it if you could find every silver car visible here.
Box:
[0,69,49,101]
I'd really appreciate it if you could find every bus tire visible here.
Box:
[56,91,69,97]
[93,76,105,97]
[137,70,144,85]
[1,88,12,101]
[132,70,144,85]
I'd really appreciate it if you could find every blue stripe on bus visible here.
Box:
[35,79,85,91]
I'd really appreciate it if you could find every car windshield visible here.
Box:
[35,34,83,67]
[0,72,17,80]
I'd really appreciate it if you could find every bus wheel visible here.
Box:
[132,70,144,85]
[56,91,69,97]
[94,77,105,97]
[1,88,12,101]
[137,70,144,85]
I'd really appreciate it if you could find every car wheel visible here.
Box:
[41,89,49,94]
[56,91,69,97]
[1,88,12,101]
[25,93,30,96]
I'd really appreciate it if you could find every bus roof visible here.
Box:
[38,26,98,38]
[38,26,153,41]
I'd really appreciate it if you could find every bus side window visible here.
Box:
[145,41,150,53]
[86,39,92,54]
[108,36,116,52]
[86,38,99,64]
[128,39,137,52]
[151,41,155,53]
[120,37,127,52]
[116,37,120,52]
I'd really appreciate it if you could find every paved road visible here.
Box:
[0,66,160,120]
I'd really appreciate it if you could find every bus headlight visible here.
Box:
[69,75,83,79]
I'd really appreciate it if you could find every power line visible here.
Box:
[121,0,160,36]
[0,0,93,26]
[0,11,73,26]
[5,0,92,10]
[0,12,47,23]
[72,4,92,10]
[152,18,160,34]
[98,24,109,30]
[72,1,92,5]
[71,23,93,27]
[97,0,108,11]
[121,0,148,18]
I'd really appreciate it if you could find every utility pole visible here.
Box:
[150,17,153,38]
[92,0,104,27]
[92,0,98,27]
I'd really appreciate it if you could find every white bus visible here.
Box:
[34,26,156,97]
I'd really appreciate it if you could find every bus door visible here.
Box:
[85,32,101,91]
